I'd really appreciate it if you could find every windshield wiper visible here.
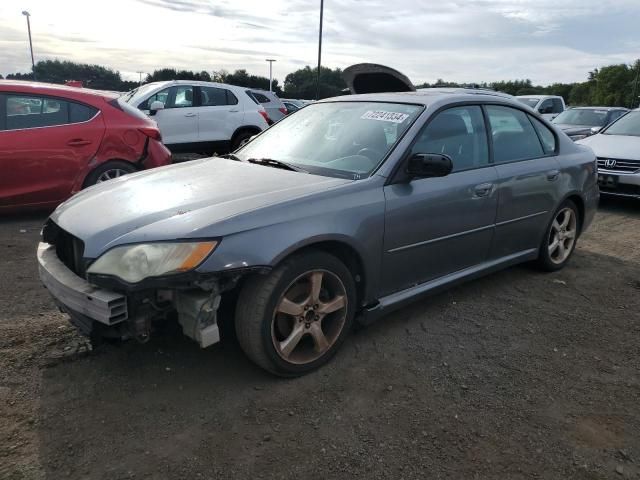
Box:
[219,153,242,161]
[247,158,308,173]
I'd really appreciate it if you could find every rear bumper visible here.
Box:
[37,242,128,326]
[143,139,172,169]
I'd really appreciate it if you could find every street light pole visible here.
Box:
[22,11,36,81]
[315,0,324,100]
[265,59,276,92]
[136,71,144,86]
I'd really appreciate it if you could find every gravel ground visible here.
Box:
[1,198,639,480]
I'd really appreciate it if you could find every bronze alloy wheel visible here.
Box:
[548,206,578,265]
[271,269,348,365]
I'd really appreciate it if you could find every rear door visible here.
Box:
[196,86,242,143]
[0,93,104,209]
[382,105,498,295]
[151,85,198,145]
[486,105,561,259]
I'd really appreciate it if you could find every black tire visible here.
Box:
[235,251,356,377]
[231,131,256,151]
[536,199,580,271]
[83,160,137,187]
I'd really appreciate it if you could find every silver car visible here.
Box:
[577,108,640,199]
[38,89,598,376]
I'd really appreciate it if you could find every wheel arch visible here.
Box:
[562,192,585,233]
[81,159,139,189]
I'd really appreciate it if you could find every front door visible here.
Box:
[0,93,104,209]
[152,85,198,146]
[381,105,498,296]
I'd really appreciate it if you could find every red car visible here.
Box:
[0,81,172,213]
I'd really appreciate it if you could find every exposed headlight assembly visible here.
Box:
[87,241,218,283]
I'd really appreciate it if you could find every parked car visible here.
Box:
[249,89,288,122]
[123,81,271,153]
[516,95,565,121]
[282,100,301,113]
[0,80,171,213]
[552,107,629,141]
[38,89,598,376]
[577,108,640,199]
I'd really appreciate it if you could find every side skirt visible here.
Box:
[358,249,538,325]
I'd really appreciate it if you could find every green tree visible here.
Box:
[6,60,127,90]
[218,69,282,95]
[283,66,346,100]
[145,68,212,83]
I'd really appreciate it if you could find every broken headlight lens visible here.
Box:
[87,241,218,283]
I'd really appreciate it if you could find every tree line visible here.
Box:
[3,59,639,107]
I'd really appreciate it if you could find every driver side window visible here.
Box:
[410,106,489,172]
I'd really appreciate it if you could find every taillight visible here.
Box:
[139,127,162,141]
[259,110,273,125]
[279,107,287,115]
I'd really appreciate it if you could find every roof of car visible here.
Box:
[0,80,120,100]
[320,88,517,105]
[568,106,629,111]
[147,80,247,91]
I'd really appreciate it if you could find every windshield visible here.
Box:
[235,101,423,179]
[602,111,640,136]
[517,98,540,108]
[553,108,609,126]
[122,83,164,106]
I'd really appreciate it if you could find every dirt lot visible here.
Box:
[1,198,639,480]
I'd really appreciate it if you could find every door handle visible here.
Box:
[184,113,197,117]
[473,183,493,197]
[229,109,240,113]
[67,139,92,147]
[546,170,560,181]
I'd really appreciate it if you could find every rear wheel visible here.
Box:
[536,199,580,271]
[235,251,356,376]
[84,161,137,187]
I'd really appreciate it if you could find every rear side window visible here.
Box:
[69,102,98,123]
[486,106,545,163]
[245,90,260,105]
[252,92,271,103]
[3,95,97,131]
[199,87,239,106]
[529,116,556,154]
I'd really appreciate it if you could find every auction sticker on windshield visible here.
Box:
[361,110,409,123]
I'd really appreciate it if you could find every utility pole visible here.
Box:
[315,0,324,100]
[265,59,276,92]
[22,11,36,81]
[136,71,144,86]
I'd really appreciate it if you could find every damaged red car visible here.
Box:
[0,81,172,213]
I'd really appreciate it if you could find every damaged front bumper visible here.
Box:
[37,242,226,348]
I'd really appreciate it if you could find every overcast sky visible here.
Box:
[1,0,639,86]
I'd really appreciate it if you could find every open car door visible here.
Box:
[342,63,415,94]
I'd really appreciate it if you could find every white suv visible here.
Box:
[123,81,271,153]
[516,95,566,121]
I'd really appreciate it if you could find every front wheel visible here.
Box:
[536,199,580,271]
[235,251,356,376]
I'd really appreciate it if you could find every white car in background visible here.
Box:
[249,89,288,122]
[123,81,271,153]
[516,95,566,121]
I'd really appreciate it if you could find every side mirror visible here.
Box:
[149,100,165,116]
[406,153,453,178]
[590,126,602,135]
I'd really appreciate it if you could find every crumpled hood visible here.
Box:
[577,134,640,161]
[52,158,351,257]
